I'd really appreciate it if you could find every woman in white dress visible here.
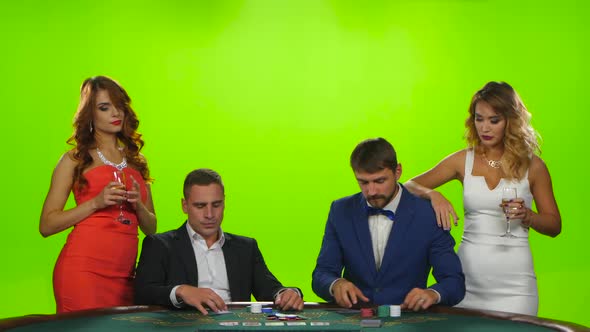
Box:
[404,81,561,316]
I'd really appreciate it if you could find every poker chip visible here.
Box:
[389,305,401,317]
[377,305,389,318]
[360,308,374,318]
[250,303,262,313]
[261,307,273,314]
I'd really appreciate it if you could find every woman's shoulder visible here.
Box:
[452,149,469,159]
[528,154,550,178]
[59,148,101,171]
[49,150,79,179]
[57,150,78,168]
[440,149,469,166]
[63,149,76,159]
[524,155,552,188]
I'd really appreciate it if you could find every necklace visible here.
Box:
[483,152,502,169]
[96,147,127,170]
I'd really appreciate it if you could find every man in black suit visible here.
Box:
[134,168,303,314]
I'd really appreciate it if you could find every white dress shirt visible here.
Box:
[368,183,402,270]
[330,185,441,303]
[170,224,231,307]
[329,185,401,294]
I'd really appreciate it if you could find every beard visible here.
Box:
[367,189,396,209]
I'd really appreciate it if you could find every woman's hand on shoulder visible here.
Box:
[404,149,465,230]
[428,191,459,230]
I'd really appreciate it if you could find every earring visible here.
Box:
[89,121,93,133]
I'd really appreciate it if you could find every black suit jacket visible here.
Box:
[134,222,291,307]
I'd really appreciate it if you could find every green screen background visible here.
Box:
[1,0,588,327]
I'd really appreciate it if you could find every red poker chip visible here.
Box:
[360,308,374,318]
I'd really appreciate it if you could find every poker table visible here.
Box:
[0,302,587,332]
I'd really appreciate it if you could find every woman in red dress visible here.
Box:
[40,76,157,313]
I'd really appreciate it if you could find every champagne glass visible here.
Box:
[500,187,517,238]
[113,170,131,225]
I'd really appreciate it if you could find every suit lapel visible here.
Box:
[352,195,378,275]
[174,222,199,285]
[379,188,414,275]
[221,233,241,299]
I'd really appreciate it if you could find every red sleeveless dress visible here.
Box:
[53,165,147,313]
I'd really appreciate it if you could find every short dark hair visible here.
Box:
[183,168,224,198]
[350,137,398,173]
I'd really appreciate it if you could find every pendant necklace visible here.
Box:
[483,152,502,169]
[96,147,127,170]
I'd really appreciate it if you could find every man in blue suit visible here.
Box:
[312,138,465,311]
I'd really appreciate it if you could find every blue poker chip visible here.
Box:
[261,307,273,314]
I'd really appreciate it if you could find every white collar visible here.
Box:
[185,222,225,248]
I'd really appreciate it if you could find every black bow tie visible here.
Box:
[366,206,395,221]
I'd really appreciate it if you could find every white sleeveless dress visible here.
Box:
[456,150,538,315]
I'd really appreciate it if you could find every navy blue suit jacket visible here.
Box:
[312,186,465,306]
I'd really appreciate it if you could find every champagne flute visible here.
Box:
[500,187,517,238]
[113,170,131,225]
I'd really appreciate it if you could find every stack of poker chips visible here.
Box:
[389,305,401,317]
[360,307,374,318]
[250,303,262,313]
[377,305,390,318]
[261,307,273,314]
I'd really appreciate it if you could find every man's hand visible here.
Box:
[332,279,370,308]
[176,285,227,315]
[274,289,304,311]
[401,288,438,311]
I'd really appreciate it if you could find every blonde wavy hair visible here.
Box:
[465,81,540,180]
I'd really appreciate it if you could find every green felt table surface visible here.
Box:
[5,307,558,331]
